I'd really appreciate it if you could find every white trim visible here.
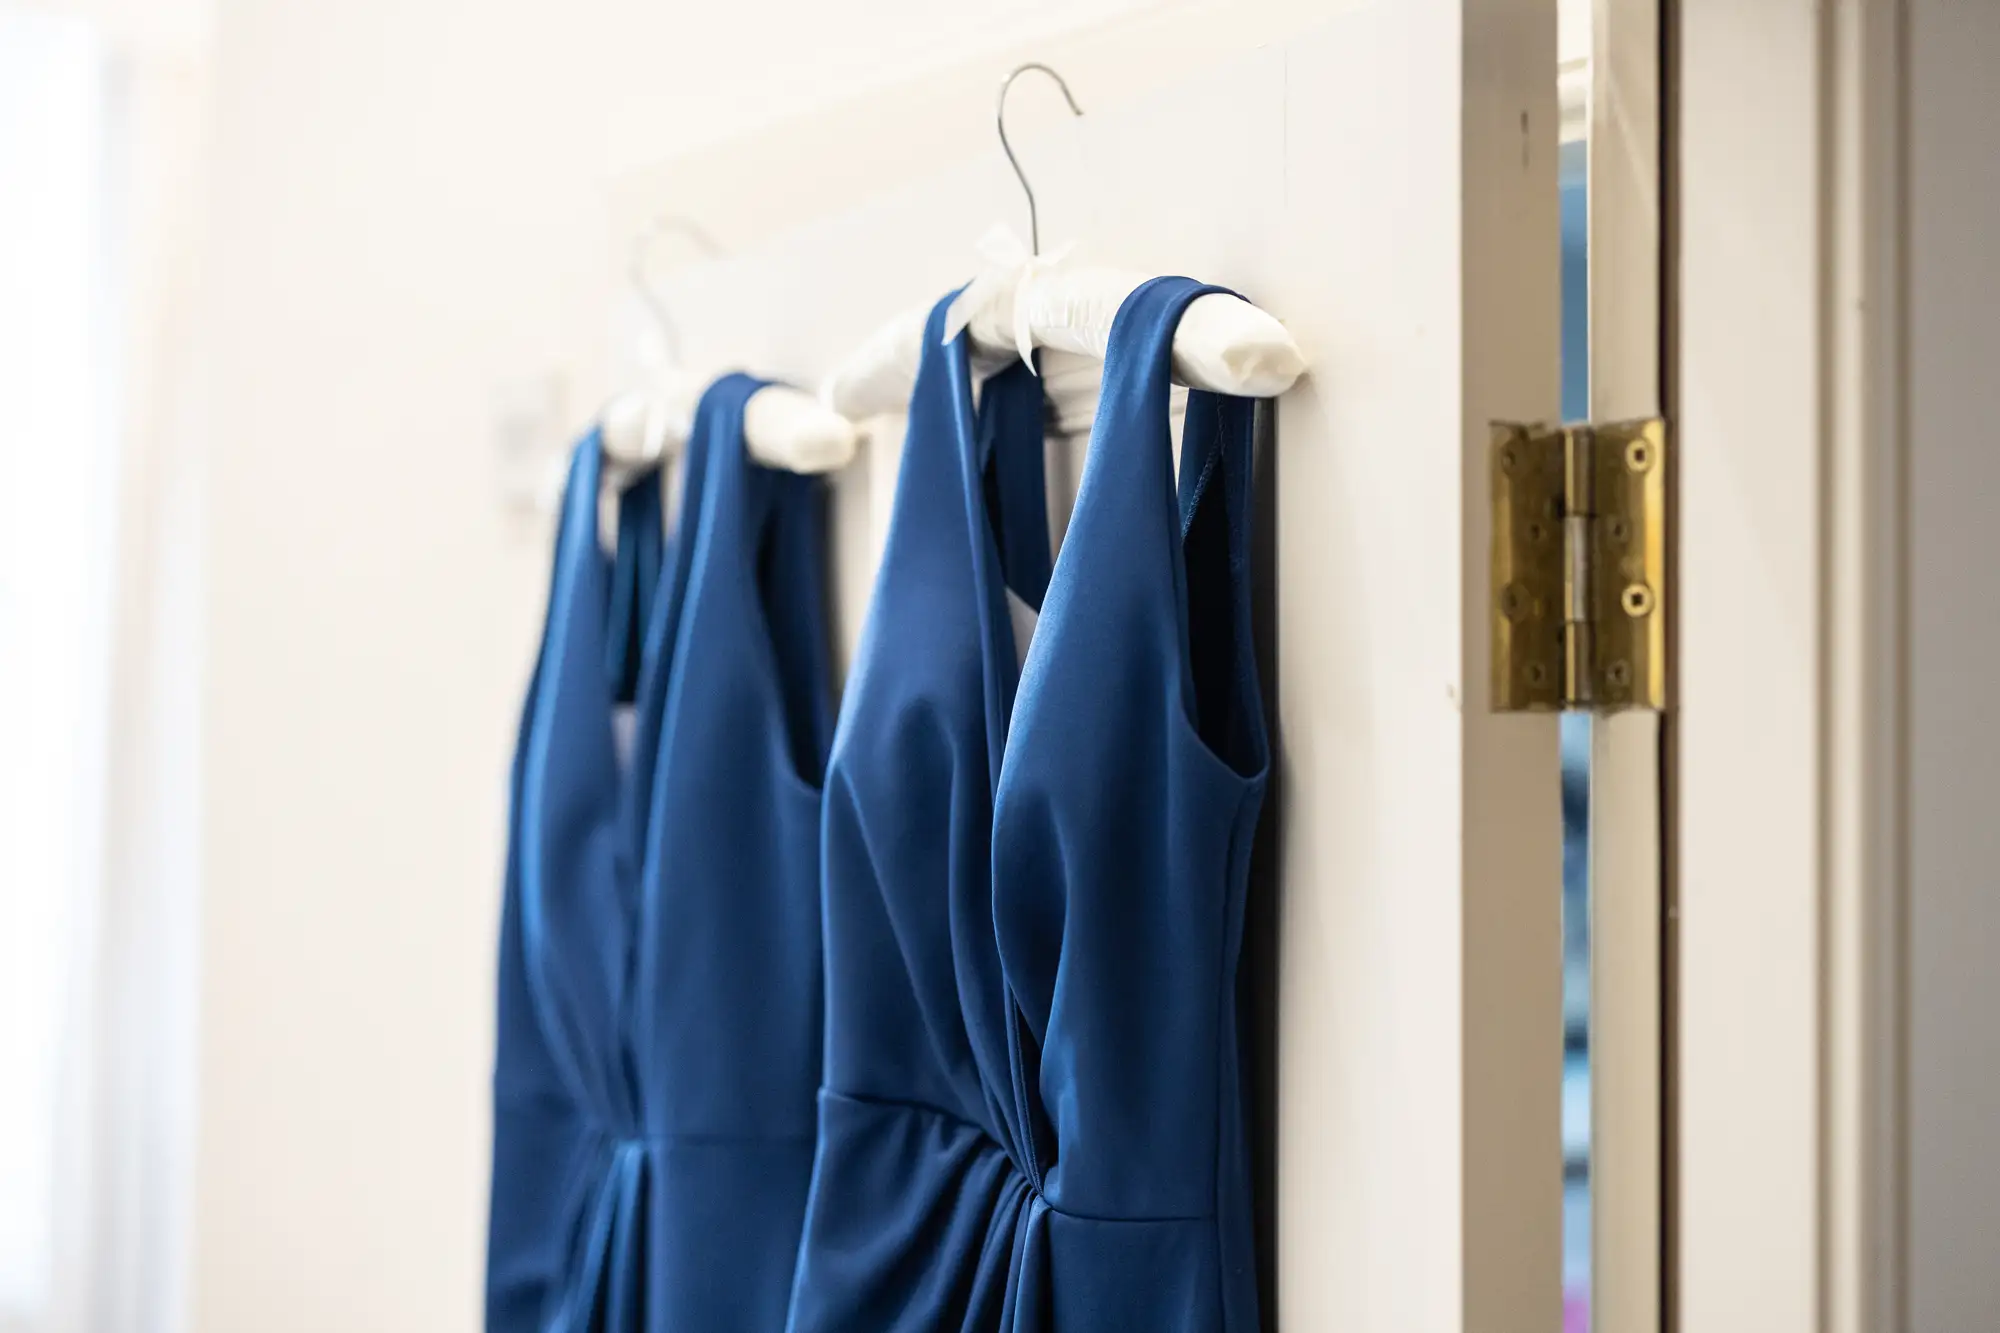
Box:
[604,0,1369,256]
[1674,1,1909,1328]
[1561,56,1591,144]
[1677,1,1825,1327]
[1823,3,1907,1330]
[1458,10,1568,1324]
[1585,17,1663,1333]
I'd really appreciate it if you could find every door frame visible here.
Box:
[1672,1,1909,1329]
[1584,4,1665,1333]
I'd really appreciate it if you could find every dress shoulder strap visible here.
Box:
[1039,276,1268,776]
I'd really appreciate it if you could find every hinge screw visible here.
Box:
[1626,440,1655,473]
[1622,583,1656,617]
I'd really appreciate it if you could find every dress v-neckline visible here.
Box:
[946,348,1055,792]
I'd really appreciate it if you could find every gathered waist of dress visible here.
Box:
[815,1085,1214,1226]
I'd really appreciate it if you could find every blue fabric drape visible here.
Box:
[788,278,1270,1332]
[487,374,831,1332]
[488,440,658,1333]
[631,374,831,1330]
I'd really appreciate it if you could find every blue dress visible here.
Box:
[788,278,1270,1332]
[487,446,662,1333]
[487,373,832,1332]
[632,375,832,1328]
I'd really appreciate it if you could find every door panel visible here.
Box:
[640,6,1563,1325]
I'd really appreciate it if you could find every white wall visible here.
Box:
[8,0,213,58]
[191,1,1334,1329]
[1907,5,2000,1330]
[0,12,118,1314]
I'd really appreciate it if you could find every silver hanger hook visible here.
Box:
[996,62,1083,256]
[629,215,725,366]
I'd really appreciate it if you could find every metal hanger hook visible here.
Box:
[996,62,1083,256]
[629,214,726,367]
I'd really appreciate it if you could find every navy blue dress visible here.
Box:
[632,375,832,1328]
[487,373,832,1332]
[788,278,1270,1331]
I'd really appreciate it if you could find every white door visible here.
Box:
[641,4,1569,1326]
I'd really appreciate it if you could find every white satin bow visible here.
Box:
[941,224,1077,375]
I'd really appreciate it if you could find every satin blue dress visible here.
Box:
[788,278,1270,1331]
[487,373,832,1332]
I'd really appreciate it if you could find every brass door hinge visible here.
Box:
[1491,417,1667,712]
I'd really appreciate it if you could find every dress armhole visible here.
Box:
[1178,391,1268,781]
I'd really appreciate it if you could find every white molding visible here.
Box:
[1678,2,1823,1328]
[1823,5,1908,1331]
[1585,4,1662,1332]
[603,0,1367,258]
[1676,1,1910,1329]
[1561,56,1591,143]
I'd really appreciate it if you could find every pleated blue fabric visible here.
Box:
[787,277,1270,1332]
[488,373,832,1332]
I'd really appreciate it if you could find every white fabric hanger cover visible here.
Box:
[599,367,858,477]
[598,213,859,479]
[821,227,1306,420]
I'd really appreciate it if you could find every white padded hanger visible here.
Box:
[822,238,1306,420]
[599,372,855,476]
[820,65,1306,422]
[602,216,858,477]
